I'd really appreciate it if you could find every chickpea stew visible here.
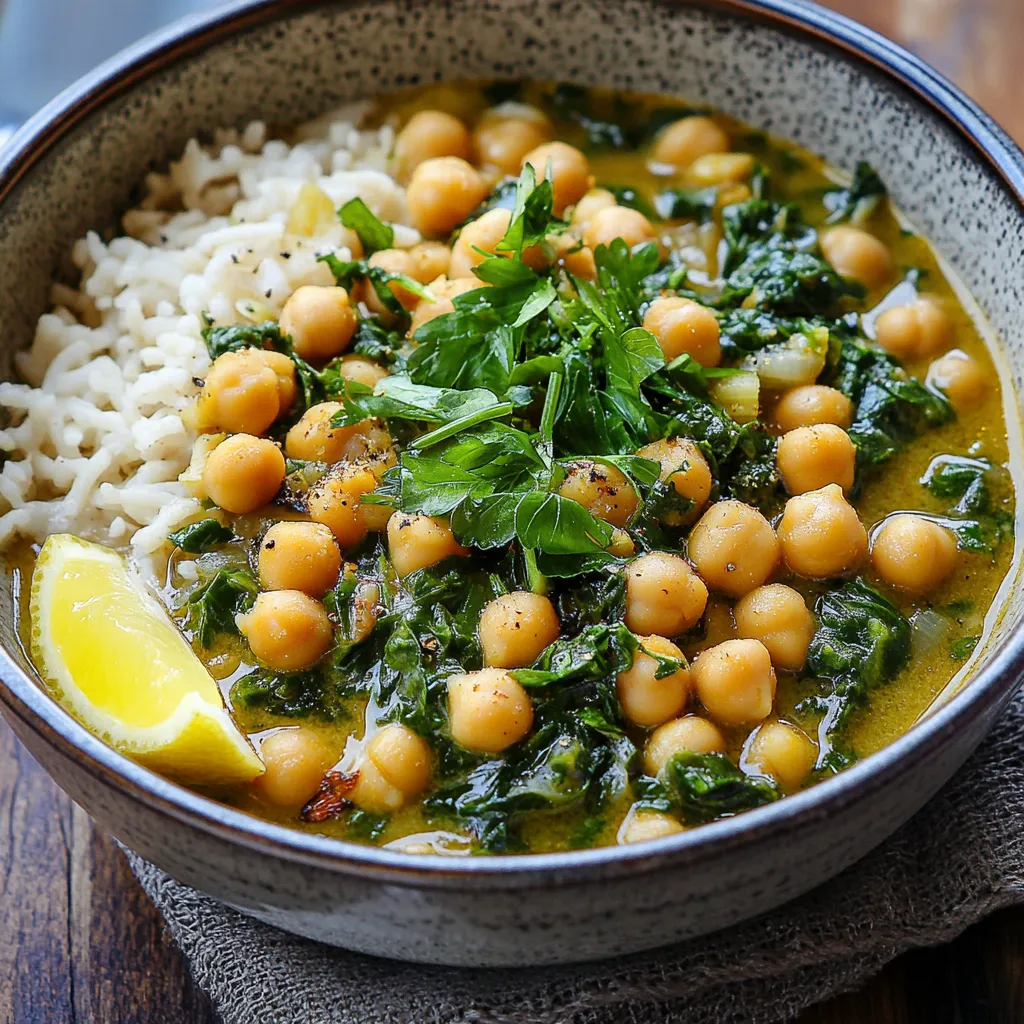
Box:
[17,81,1018,855]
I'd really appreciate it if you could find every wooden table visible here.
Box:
[3,1,1024,1020]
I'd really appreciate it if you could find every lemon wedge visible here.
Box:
[30,534,263,786]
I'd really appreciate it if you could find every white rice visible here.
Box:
[0,102,412,573]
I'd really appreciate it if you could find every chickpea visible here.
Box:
[203,434,285,514]
[253,349,299,414]
[776,424,856,495]
[557,460,639,528]
[571,188,618,227]
[285,404,395,470]
[688,500,779,598]
[308,463,387,548]
[362,249,420,314]
[687,153,755,187]
[625,551,708,637]
[583,206,658,252]
[252,727,335,807]
[405,156,487,238]
[777,483,867,578]
[393,109,472,183]
[279,285,358,361]
[642,296,721,367]
[618,808,684,844]
[338,354,389,388]
[874,297,953,360]
[479,591,560,669]
[616,634,691,728]
[406,241,451,283]
[871,514,958,595]
[734,584,814,672]
[473,106,553,174]
[635,437,712,523]
[926,349,988,411]
[644,715,726,776]
[258,521,341,597]
[349,723,432,812]
[650,116,730,168]
[447,667,534,752]
[747,721,817,791]
[408,276,481,335]
[553,234,597,280]
[692,638,776,726]
[387,512,469,577]
[819,225,893,289]
[449,208,545,279]
[773,385,853,433]
[196,349,283,435]
[521,141,591,215]
[349,580,381,644]
[238,590,333,671]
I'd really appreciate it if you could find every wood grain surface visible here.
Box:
[2,1,1024,1021]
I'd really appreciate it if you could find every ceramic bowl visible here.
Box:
[2,0,1023,968]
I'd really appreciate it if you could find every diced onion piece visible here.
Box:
[235,298,275,323]
[910,608,953,656]
[287,182,336,237]
[742,327,829,389]
[709,371,760,423]
[178,433,226,499]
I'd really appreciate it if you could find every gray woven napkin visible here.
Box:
[125,685,1024,1024]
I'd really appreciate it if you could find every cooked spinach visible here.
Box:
[168,517,235,554]
[185,567,259,648]
[798,579,911,772]
[823,162,887,224]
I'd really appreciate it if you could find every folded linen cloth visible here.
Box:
[125,685,1024,1024]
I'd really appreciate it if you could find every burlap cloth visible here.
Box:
[125,685,1024,1024]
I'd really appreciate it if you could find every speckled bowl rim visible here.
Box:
[2,0,1024,890]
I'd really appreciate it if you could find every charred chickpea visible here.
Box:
[776,424,856,495]
[642,296,721,367]
[570,188,618,227]
[687,500,780,598]
[387,512,469,578]
[557,459,639,528]
[650,116,730,168]
[238,590,333,672]
[733,584,815,672]
[279,285,358,361]
[405,156,488,237]
[773,384,853,433]
[393,109,472,183]
[777,483,867,579]
[203,434,285,515]
[625,551,708,638]
[583,206,659,252]
[618,808,684,844]
[692,638,776,727]
[349,723,433,813]
[616,634,691,728]
[521,141,591,216]
[644,715,726,776]
[337,354,389,388]
[258,521,342,597]
[926,349,988,411]
[307,462,387,548]
[472,104,554,174]
[747,721,817,791]
[447,668,534,753]
[819,225,893,289]
[635,437,712,524]
[252,727,335,808]
[870,514,958,595]
[195,348,283,435]
[478,591,560,669]
[874,296,953,360]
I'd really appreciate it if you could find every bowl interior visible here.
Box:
[1,0,1023,857]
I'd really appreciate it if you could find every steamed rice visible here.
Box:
[0,103,412,572]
